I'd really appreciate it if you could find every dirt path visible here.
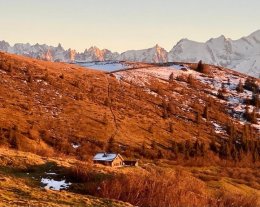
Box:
[105,75,119,141]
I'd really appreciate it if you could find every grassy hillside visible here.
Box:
[0,52,259,160]
[0,52,259,206]
[0,147,133,207]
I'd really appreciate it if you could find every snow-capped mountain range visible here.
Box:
[168,30,260,78]
[0,30,259,77]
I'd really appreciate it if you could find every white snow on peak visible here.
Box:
[168,31,260,77]
[118,44,168,63]
[0,30,260,77]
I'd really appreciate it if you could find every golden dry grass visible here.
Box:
[1,52,258,158]
[0,147,133,207]
[0,52,260,206]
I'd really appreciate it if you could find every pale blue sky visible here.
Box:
[0,0,259,52]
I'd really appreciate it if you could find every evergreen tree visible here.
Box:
[104,97,111,107]
[219,142,230,159]
[236,80,244,93]
[59,73,64,79]
[27,74,33,83]
[171,141,178,155]
[251,108,257,124]
[227,121,235,140]
[9,125,18,148]
[8,63,13,73]
[195,111,201,124]
[252,92,259,109]
[227,78,231,86]
[217,83,227,99]
[244,104,251,121]
[193,140,200,156]
[157,149,163,159]
[197,60,204,72]
[151,140,156,149]
[140,142,147,157]
[199,143,205,157]
[162,100,169,119]
[184,140,191,159]
[231,145,238,162]
[107,137,115,152]
[102,114,108,125]
[169,122,174,133]
[221,82,227,92]
[244,77,258,91]
[148,125,154,134]
[252,149,259,163]
[203,105,209,120]
[187,74,194,86]
[169,72,174,82]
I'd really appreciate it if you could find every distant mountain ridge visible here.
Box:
[0,30,259,77]
[168,30,260,78]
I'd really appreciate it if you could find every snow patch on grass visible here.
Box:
[41,178,71,190]
[211,121,226,134]
[71,143,81,149]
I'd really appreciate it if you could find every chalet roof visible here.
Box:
[93,153,123,162]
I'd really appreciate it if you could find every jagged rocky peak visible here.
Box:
[88,46,98,52]
[43,49,53,61]
[153,44,166,52]
[154,44,161,49]
[0,40,10,51]
[118,44,168,63]
[152,44,168,62]
[0,30,259,77]
[63,48,76,62]
[56,43,65,51]
[76,46,104,61]
[88,46,105,61]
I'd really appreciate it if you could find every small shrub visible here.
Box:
[244,77,259,92]
[59,73,64,79]
[216,191,258,207]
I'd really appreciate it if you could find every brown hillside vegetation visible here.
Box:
[0,52,259,161]
[0,52,260,206]
[0,147,258,207]
[0,147,133,207]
